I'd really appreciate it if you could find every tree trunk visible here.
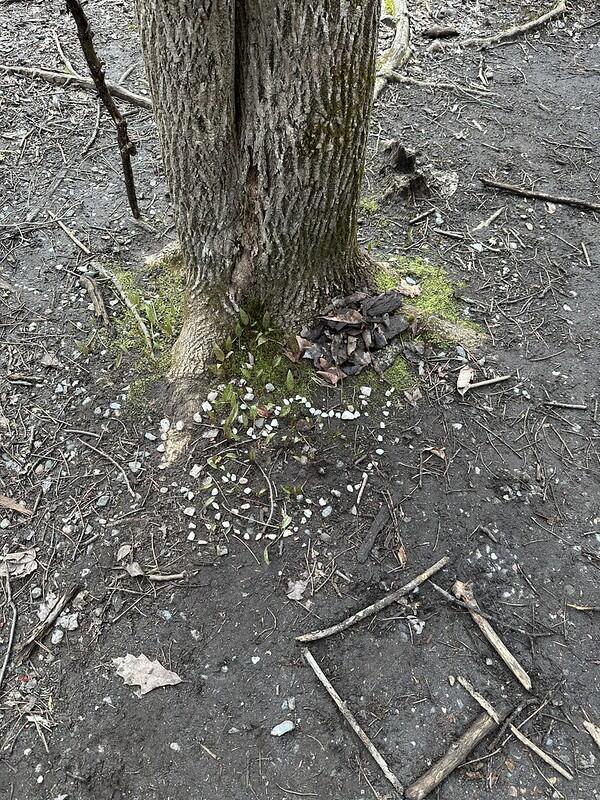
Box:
[138,0,379,377]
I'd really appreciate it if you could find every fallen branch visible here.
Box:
[303,648,403,795]
[66,0,140,218]
[509,724,573,780]
[15,585,81,664]
[456,676,500,723]
[80,275,111,327]
[460,0,567,49]
[0,576,17,692]
[452,580,532,691]
[405,703,511,800]
[0,64,152,110]
[375,0,411,101]
[481,177,600,214]
[296,557,449,642]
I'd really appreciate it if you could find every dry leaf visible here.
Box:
[403,387,423,406]
[286,578,309,601]
[0,494,32,516]
[113,653,182,697]
[457,365,475,396]
[396,544,408,568]
[0,548,38,579]
[116,544,132,561]
[125,562,145,577]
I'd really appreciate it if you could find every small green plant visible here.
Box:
[359,196,379,215]
[383,356,417,391]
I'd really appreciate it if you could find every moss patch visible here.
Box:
[383,356,417,391]
[359,196,379,216]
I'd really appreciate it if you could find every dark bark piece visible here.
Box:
[384,314,410,340]
[383,140,419,173]
[66,0,140,218]
[372,324,388,349]
[422,25,460,39]
[361,291,404,319]
[405,704,512,800]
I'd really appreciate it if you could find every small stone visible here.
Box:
[265,383,275,393]
[51,629,64,645]
[270,720,295,737]
[96,495,110,508]
[216,544,228,556]
[170,742,181,752]
[359,386,372,397]
[321,505,332,518]
[128,461,142,473]
[183,506,196,517]
[341,410,354,420]
[190,464,203,479]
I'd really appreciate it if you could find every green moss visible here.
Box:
[383,0,395,15]
[359,196,379,215]
[396,256,462,322]
[383,357,417,391]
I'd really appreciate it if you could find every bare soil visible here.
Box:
[1,2,599,800]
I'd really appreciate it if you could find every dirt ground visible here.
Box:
[1,2,600,799]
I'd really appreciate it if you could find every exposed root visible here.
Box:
[404,303,486,351]
[431,0,567,51]
[0,64,153,110]
[144,239,183,271]
[374,0,411,101]
[388,73,495,99]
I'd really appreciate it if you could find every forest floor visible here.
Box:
[1,2,600,799]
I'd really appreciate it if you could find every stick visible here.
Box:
[481,177,600,214]
[0,576,17,692]
[147,572,186,583]
[461,1,566,49]
[375,0,411,101]
[303,648,403,796]
[0,64,152,109]
[583,720,600,751]
[452,581,532,690]
[464,375,512,393]
[405,704,511,800]
[15,585,81,664]
[296,557,449,642]
[509,724,573,780]
[79,275,111,327]
[65,0,141,218]
[48,212,91,254]
[77,438,136,497]
[93,262,154,356]
[456,676,500,723]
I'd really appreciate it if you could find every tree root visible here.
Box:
[431,0,567,51]
[388,72,495,99]
[0,64,152,110]
[374,0,411,101]
[404,304,486,351]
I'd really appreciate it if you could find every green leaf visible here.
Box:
[262,310,271,330]
[213,343,226,362]
[286,370,295,392]
[239,308,249,326]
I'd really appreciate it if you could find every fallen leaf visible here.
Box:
[286,578,309,601]
[0,494,32,516]
[396,544,408,568]
[117,544,132,562]
[0,548,38,579]
[429,447,446,460]
[39,352,60,368]
[125,562,145,577]
[113,653,182,697]
[457,365,475,396]
[403,387,423,406]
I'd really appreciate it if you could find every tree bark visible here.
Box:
[138,0,379,377]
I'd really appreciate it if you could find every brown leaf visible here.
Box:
[113,653,182,697]
[398,279,421,298]
[0,494,32,516]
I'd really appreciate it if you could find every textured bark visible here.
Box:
[138,0,379,376]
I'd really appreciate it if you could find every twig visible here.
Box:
[481,177,600,214]
[0,576,17,693]
[93,262,154,356]
[52,30,76,74]
[405,704,511,800]
[464,375,513,393]
[583,720,600,751]
[452,581,532,690]
[303,648,403,796]
[147,572,186,583]
[296,557,449,642]
[49,212,91,254]
[15,585,81,665]
[0,64,152,109]
[79,275,111,326]
[65,0,140,218]
[456,676,500,723]
[460,0,566,49]
[543,400,587,410]
[509,724,573,780]
[374,0,411,101]
[77,437,136,497]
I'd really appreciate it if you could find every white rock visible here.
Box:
[359,386,372,397]
[270,720,295,737]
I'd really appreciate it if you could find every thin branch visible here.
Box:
[0,64,153,110]
[0,576,17,693]
[461,0,567,49]
[296,557,449,642]
[374,0,411,101]
[303,648,403,795]
[65,0,141,217]
[481,177,600,214]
